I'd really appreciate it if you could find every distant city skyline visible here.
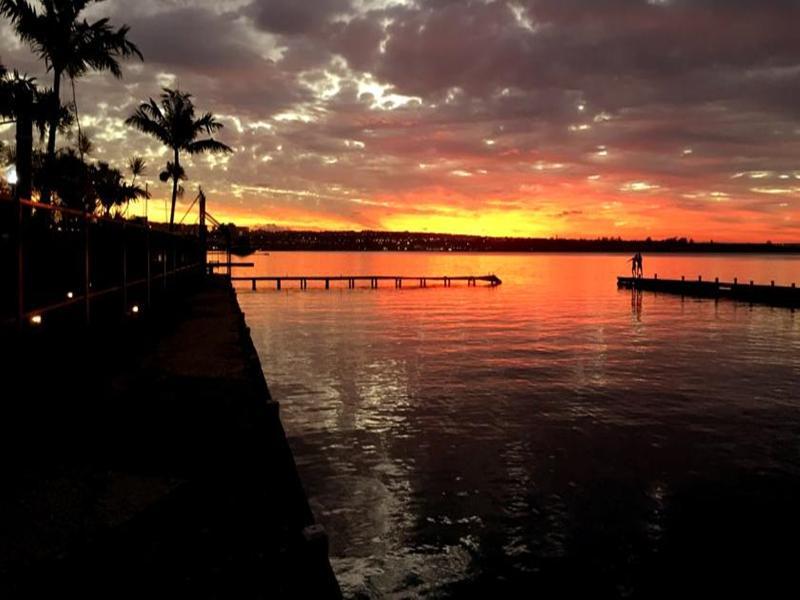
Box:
[2,0,800,241]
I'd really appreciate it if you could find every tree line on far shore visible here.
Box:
[0,0,232,230]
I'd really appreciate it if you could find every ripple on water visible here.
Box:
[238,252,800,597]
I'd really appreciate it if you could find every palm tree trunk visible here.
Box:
[169,148,179,231]
[42,67,62,205]
[71,77,84,161]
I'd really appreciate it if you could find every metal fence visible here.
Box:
[1,196,205,330]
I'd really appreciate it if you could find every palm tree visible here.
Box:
[0,66,37,122]
[1,69,73,202]
[76,130,93,158]
[124,155,146,216]
[93,161,147,216]
[0,0,142,203]
[128,155,146,187]
[0,62,8,118]
[125,88,233,230]
[37,148,94,211]
[0,69,74,143]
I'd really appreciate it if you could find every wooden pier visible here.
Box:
[232,274,502,291]
[208,261,255,269]
[618,275,800,308]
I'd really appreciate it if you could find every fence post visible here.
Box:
[198,188,207,277]
[225,226,232,277]
[15,189,23,330]
[122,222,127,315]
[146,222,152,309]
[162,235,167,291]
[15,86,33,329]
[84,214,91,324]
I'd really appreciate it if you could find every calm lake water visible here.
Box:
[234,252,800,598]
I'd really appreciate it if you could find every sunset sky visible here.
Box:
[2,0,800,241]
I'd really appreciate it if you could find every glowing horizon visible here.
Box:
[127,184,798,243]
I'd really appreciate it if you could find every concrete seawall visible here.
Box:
[0,276,341,598]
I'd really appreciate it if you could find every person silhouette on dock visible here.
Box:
[628,252,644,278]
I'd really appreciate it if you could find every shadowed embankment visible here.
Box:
[0,276,341,598]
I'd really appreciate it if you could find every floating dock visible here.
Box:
[618,275,800,308]
[233,274,502,290]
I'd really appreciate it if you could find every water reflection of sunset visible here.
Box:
[238,252,800,597]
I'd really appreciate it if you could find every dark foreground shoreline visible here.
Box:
[0,277,341,598]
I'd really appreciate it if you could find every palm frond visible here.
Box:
[0,1,38,29]
[186,138,234,155]
[128,155,146,178]
[123,182,149,202]
[0,69,37,119]
[193,112,225,135]
[125,103,171,145]
[159,161,186,182]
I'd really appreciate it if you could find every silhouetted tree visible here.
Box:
[93,161,147,216]
[125,88,232,230]
[128,155,145,186]
[0,0,142,203]
[0,61,9,118]
[76,130,93,158]
[0,68,38,123]
[34,148,94,211]
[1,69,74,203]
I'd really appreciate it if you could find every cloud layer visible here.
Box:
[2,0,800,240]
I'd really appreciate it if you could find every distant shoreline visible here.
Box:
[214,230,800,255]
[237,249,800,255]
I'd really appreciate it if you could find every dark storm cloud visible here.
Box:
[369,0,800,105]
[116,5,309,114]
[246,0,352,35]
[324,16,385,73]
[125,8,254,70]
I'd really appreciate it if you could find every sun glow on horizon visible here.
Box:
[116,181,800,243]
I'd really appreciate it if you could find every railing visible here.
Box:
[1,196,205,330]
